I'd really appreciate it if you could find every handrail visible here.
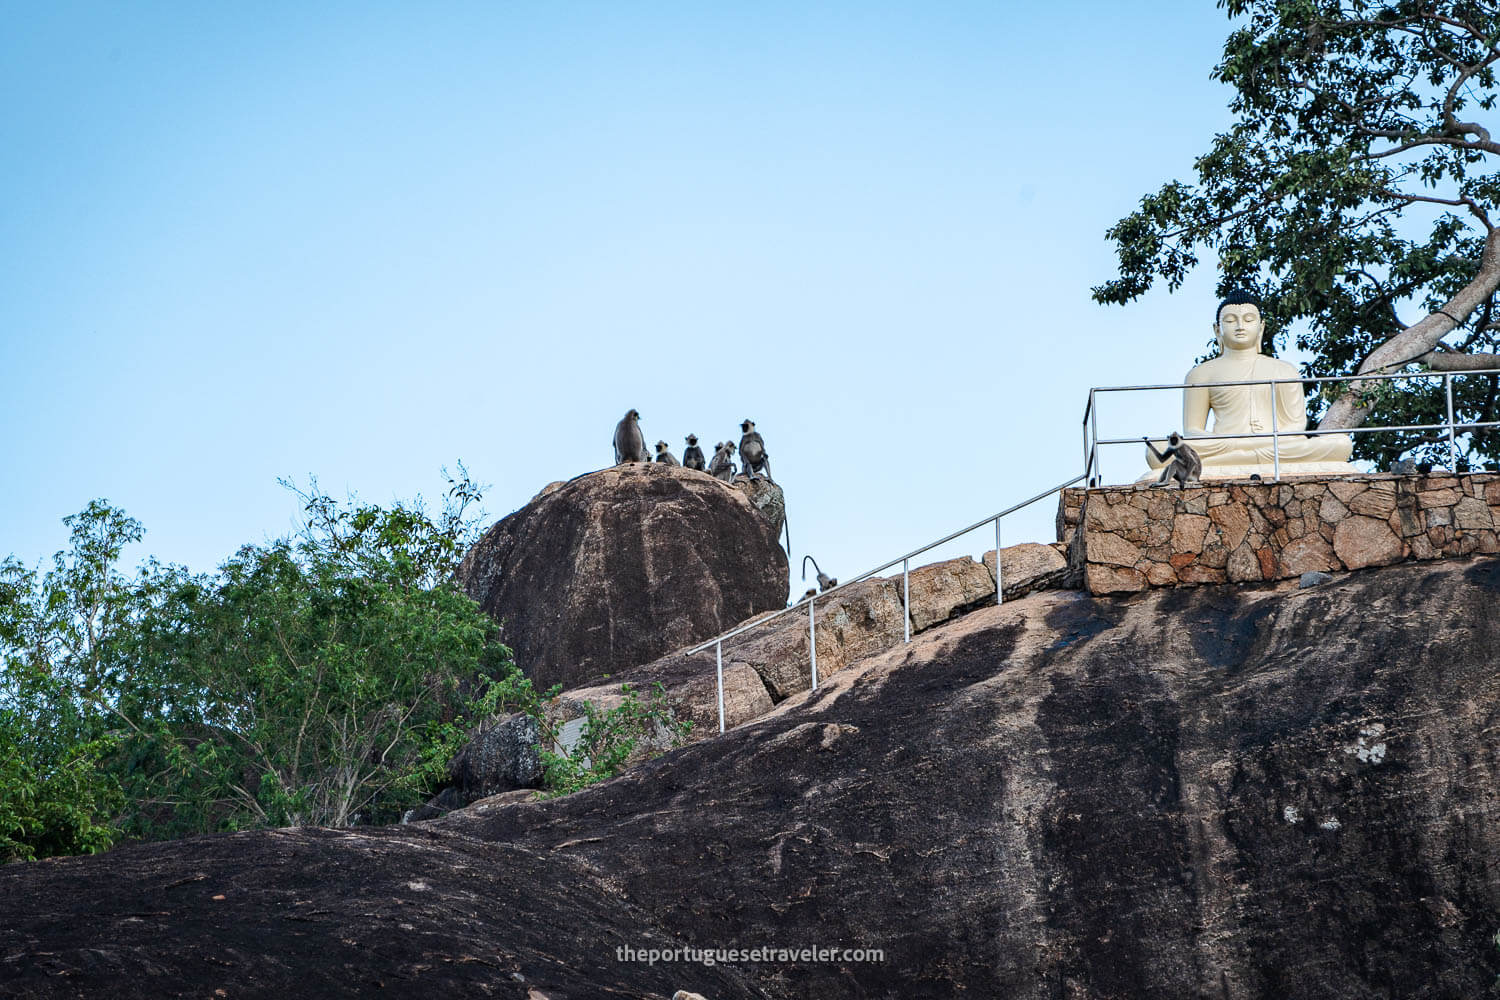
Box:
[1082,367,1500,484]
[690,473,1086,734]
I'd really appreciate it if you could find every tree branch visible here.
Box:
[1321,227,1500,429]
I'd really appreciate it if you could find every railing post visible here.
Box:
[902,558,911,644]
[1446,373,1457,470]
[1269,378,1281,482]
[716,640,725,734]
[808,595,818,691]
[995,516,1003,605]
[1089,389,1100,484]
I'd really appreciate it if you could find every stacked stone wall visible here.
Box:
[1065,473,1500,595]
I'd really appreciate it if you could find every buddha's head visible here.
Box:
[1214,290,1265,353]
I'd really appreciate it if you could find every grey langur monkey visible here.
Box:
[802,555,837,592]
[1143,433,1202,489]
[709,441,737,482]
[613,409,648,464]
[654,441,680,466]
[738,419,772,481]
[682,434,706,471]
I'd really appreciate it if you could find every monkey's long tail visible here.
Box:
[783,515,791,559]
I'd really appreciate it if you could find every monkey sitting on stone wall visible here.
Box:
[654,441,680,466]
[1143,433,1202,489]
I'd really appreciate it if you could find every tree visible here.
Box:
[0,502,137,860]
[108,469,524,834]
[1096,0,1500,468]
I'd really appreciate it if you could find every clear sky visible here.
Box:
[3,1,1257,599]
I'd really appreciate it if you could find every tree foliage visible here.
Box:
[0,472,523,854]
[1,470,696,860]
[1097,0,1500,469]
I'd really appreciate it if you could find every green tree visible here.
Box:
[1097,0,1500,468]
[109,469,525,834]
[0,501,136,861]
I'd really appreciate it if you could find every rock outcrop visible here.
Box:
[7,558,1500,998]
[458,464,789,690]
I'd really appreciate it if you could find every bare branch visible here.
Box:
[1415,350,1500,371]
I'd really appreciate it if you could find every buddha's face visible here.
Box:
[1216,303,1264,352]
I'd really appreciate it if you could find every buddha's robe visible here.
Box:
[1144,353,1357,479]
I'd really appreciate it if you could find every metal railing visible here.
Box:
[686,474,1086,734]
[1082,367,1500,485]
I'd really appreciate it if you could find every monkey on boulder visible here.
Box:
[709,441,737,482]
[613,409,648,465]
[654,441,680,466]
[738,419,772,481]
[682,434,707,471]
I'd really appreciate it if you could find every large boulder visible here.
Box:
[9,558,1500,998]
[459,464,789,690]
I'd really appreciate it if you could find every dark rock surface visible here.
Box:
[458,464,789,691]
[449,713,542,800]
[5,558,1500,998]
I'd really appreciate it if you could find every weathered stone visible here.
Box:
[448,713,543,805]
[1086,563,1147,594]
[1086,500,1149,532]
[732,476,787,537]
[1144,562,1178,587]
[982,543,1069,601]
[1146,493,1175,523]
[1208,505,1250,551]
[1348,483,1398,518]
[1226,545,1263,583]
[1086,531,1143,569]
[729,609,844,702]
[1299,570,1333,588]
[1256,547,1276,579]
[1328,481,1367,504]
[1169,551,1197,571]
[1181,492,1208,515]
[1171,514,1211,552]
[1333,515,1406,569]
[1199,541,1230,569]
[1177,563,1227,585]
[1278,534,1336,578]
[1417,488,1461,509]
[902,557,996,632]
[1319,495,1350,523]
[458,465,788,690]
[675,660,774,732]
[1454,496,1494,531]
[1426,507,1453,529]
[815,578,910,662]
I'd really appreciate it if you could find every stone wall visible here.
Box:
[1065,473,1500,595]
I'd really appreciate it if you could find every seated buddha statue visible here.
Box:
[1144,292,1359,480]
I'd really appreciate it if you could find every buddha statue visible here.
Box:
[1144,292,1359,480]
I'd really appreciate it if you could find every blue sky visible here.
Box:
[4,1,1252,597]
